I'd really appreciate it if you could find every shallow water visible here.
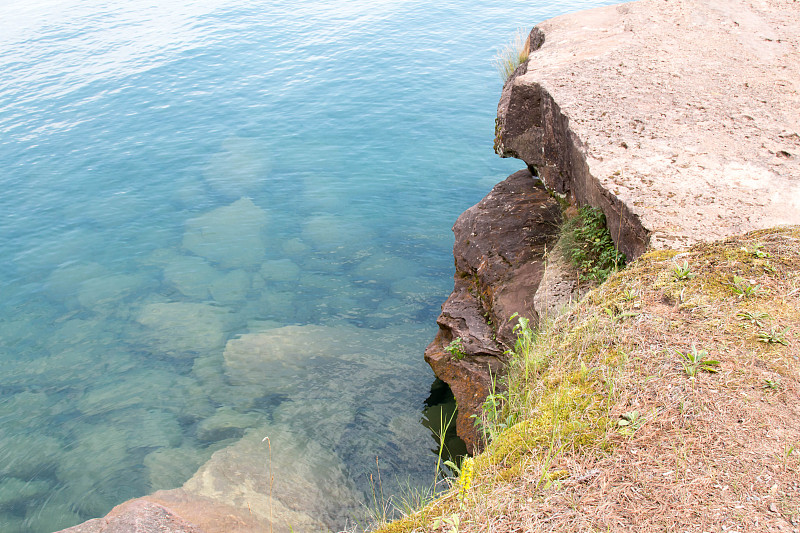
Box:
[0,0,617,530]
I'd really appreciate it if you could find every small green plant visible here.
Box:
[433,513,461,533]
[736,310,770,327]
[617,410,645,436]
[562,206,626,283]
[473,370,513,444]
[507,313,543,381]
[782,443,797,473]
[731,276,764,298]
[493,28,530,81]
[678,345,720,377]
[536,442,569,490]
[757,326,790,346]
[672,261,695,281]
[785,444,796,460]
[621,288,639,302]
[445,337,466,360]
[763,377,782,390]
[741,244,770,258]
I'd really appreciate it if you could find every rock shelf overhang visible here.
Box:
[496,0,800,260]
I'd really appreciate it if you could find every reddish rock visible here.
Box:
[56,489,290,533]
[425,169,561,453]
[57,499,204,533]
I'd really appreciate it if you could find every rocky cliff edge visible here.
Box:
[496,0,800,259]
[428,0,800,454]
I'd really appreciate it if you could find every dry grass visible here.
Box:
[375,226,800,533]
[493,29,530,81]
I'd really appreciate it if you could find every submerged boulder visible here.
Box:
[162,255,219,300]
[144,447,207,491]
[259,258,300,283]
[182,426,361,531]
[301,214,374,255]
[182,197,268,269]
[136,302,228,358]
[208,269,251,304]
[56,322,435,533]
[223,324,361,390]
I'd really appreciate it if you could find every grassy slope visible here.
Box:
[377,226,800,532]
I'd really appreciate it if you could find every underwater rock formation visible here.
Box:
[58,322,436,532]
[182,197,269,268]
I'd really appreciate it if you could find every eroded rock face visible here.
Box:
[425,169,561,453]
[495,0,800,259]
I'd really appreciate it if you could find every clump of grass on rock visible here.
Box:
[493,29,530,81]
[375,226,800,533]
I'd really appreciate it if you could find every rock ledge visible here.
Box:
[496,0,800,259]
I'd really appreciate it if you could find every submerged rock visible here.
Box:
[55,426,138,517]
[280,237,310,258]
[0,477,50,507]
[56,322,435,532]
[182,198,268,269]
[195,407,263,442]
[390,275,448,303]
[183,426,361,530]
[259,259,300,282]
[136,302,228,358]
[301,214,374,255]
[144,447,208,491]
[208,269,251,304]
[0,433,63,480]
[425,169,561,453]
[112,409,183,449]
[223,324,357,390]
[162,255,219,300]
[76,272,151,312]
[45,262,107,307]
[25,502,84,533]
[364,297,423,328]
[352,251,421,284]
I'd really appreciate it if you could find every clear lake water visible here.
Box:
[0,0,616,530]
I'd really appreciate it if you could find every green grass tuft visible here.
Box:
[561,206,626,284]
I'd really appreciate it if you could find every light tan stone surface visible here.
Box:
[496,0,800,258]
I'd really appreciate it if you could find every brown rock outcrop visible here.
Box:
[425,169,561,453]
[57,499,204,533]
[496,0,800,260]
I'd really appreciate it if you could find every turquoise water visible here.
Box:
[0,0,617,530]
